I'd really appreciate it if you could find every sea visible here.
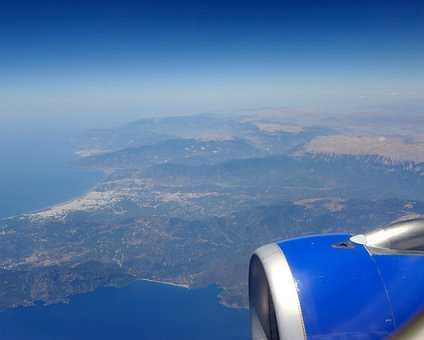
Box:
[0,281,249,340]
[0,126,249,339]
[0,128,102,218]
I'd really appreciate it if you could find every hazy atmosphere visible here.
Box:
[0,1,423,339]
[1,0,423,129]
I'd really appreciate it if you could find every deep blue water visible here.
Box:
[0,281,249,340]
[0,126,250,339]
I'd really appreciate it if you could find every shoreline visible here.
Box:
[138,278,190,289]
[0,169,106,220]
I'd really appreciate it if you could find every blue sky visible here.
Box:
[1,0,423,128]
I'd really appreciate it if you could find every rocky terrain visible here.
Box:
[303,135,424,162]
[0,112,423,310]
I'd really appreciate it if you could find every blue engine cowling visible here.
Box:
[249,218,424,339]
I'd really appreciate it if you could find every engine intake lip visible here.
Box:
[249,242,306,340]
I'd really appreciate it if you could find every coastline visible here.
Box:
[0,276,249,339]
[138,278,190,289]
[0,169,106,220]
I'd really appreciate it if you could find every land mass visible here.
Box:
[0,112,423,310]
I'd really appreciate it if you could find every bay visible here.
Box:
[0,129,102,218]
[0,280,249,339]
[0,127,250,339]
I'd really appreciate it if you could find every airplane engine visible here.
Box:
[249,218,424,339]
